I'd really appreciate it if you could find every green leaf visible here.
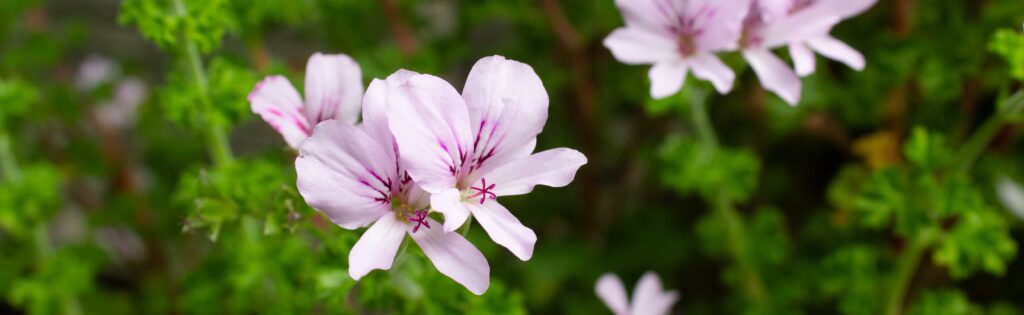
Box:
[903,127,952,171]
[907,289,982,315]
[119,0,233,54]
[989,28,1024,81]
[932,209,1017,278]
[659,136,761,202]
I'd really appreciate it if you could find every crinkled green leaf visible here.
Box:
[932,209,1017,278]
[907,289,982,315]
[660,136,761,202]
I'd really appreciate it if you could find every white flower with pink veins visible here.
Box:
[385,56,588,261]
[740,0,877,105]
[248,53,363,148]
[596,272,680,315]
[604,0,751,99]
[295,70,490,295]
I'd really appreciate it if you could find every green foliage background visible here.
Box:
[1,0,1023,314]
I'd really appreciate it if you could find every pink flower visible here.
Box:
[76,54,120,91]
[295,71,489,295]
[596,272,680,315]
[96,78,148,129]
[604,0,752,99]
[385,56,588,261]
[249,53,363,148]
[740,0,876,104]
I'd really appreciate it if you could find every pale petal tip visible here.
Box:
[247,75,283,104]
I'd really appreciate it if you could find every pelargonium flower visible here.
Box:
[596,272,679,315]
[386,56,587,261]
[740,0,877,104]
[76,54,120,91]
[96,78,148,129]
[249,53,363,148]
[295,71,489,295]
[604,0,751,99]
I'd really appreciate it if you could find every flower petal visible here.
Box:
[595,273,630,315]
[689,53,736,94]
[468,201,537,261]
[462,56,550,175]
[743,49,802,105]
[604,28,678,65]
[362,70,420,156]
[480,148,587,197]
[807,35,866,71]
[249,76,312,149]
[348,214,406,280]
[410,218,490,295]
[613,0,678,36]
[789,43,817,77]
[304,53,364,124]
[387,74,473,193]
[629,272,679,315]
[649,61,689,99]
[997,177,1024,220]
[430,188,472,232]
[295,121,395,229]
[762,15,838,48]
[690,0,751,52]
[806,0,878,19]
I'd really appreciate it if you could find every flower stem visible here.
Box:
[886,91,1021,314]
[689,90,768,305]
[951,90,1023,175]
[885,228,940,315]
[172,0,234,166]
[0,131,20,182]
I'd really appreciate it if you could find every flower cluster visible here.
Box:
[604,0,876,105]
[249,55,588,294]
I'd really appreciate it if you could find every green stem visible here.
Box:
[0,131,20,182]
[951,91,1024,175]
[688,90,767,305]
[690,90,717,149]
[712,192,768,304]
[885,228,941,315]
[172,0,234,166]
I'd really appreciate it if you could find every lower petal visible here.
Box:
[649,61,688,99]
[348,215,406,280]
[430,188,471,232]
[629,272,680,315]
[468,201,537,261]
[789,43,817,77]
[482,148,587,197]
[595,274,630,315]
[743,49,802,105]
[689,53,736,94]
[603,28,677,65]
[410,218,490,295]
[808,36,865,71]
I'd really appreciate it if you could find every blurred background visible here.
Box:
[1,0,1023,314]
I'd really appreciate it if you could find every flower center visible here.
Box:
[467,178,496,204]
[407,209,431,233]
[677,35,697,57]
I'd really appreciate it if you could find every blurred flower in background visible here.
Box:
[596,272,679,315]
[249,53,363,149]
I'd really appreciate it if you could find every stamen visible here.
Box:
[408,209,431,233]
[468,178,497,204]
